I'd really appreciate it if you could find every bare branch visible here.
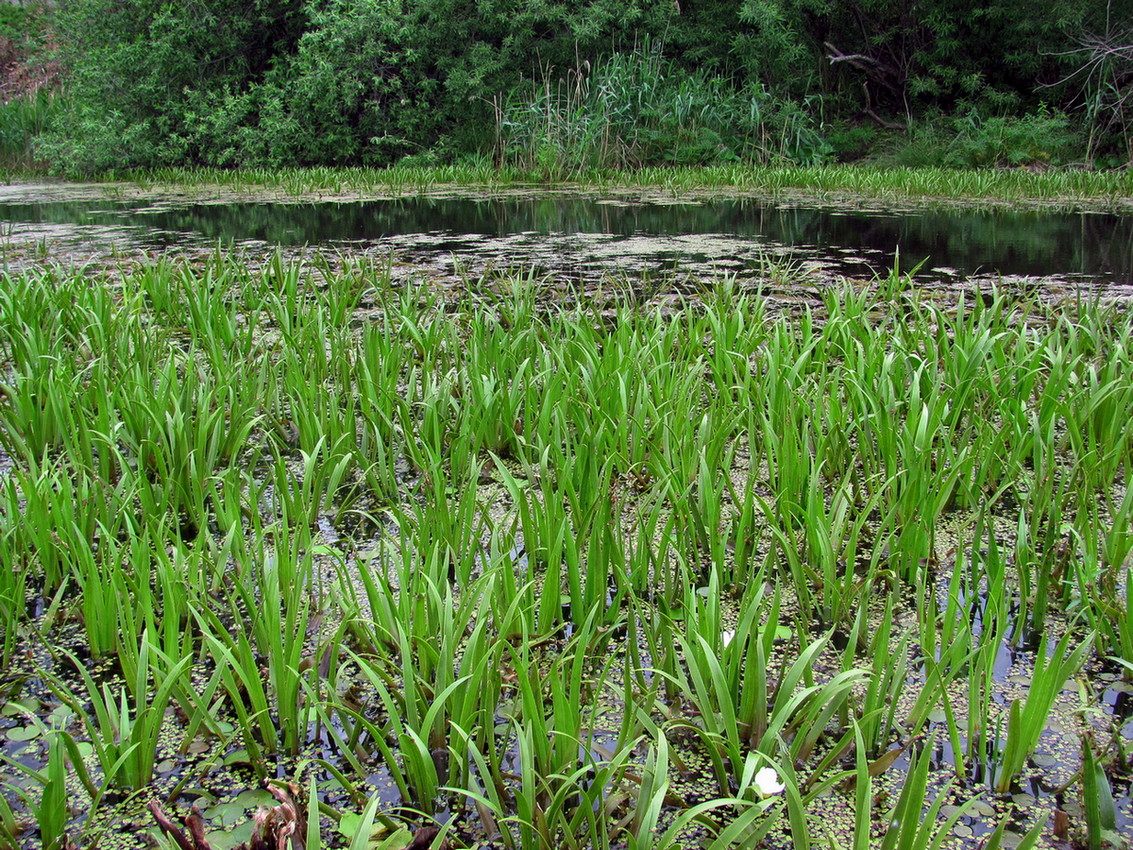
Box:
[864,108,907,131]
[824,41,904,98]
[825,46,885,68]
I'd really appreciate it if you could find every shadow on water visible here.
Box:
[0,195,1130,283]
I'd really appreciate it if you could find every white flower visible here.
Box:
[721,629,735,647]
[754,766,785,797]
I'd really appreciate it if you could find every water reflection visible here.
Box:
[0,195,1129,282]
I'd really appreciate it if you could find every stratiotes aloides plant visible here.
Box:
[994,630,1094,793]
[661,575,867,794]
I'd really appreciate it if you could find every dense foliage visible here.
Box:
[0,2,59,166]
[12,0,1133,172]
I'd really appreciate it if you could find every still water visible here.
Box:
[1,194,1130,283]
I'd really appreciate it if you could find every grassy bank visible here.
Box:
[89,164,1133,211]
[0,252,1130,848]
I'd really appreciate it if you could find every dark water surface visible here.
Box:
[2,194,1131,283]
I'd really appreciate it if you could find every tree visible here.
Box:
[43,0,305,171]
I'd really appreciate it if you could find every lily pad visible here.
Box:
[203,821,255,850]
[223,749,253,767]
[6,725,41,742]
[999,830,1026,849]
[1,698,39,717]
[232,788,277,808]
[204,801,247,827]
[969,800,995,817]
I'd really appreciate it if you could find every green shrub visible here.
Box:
[879,106,1083,169]
[41,0,680,171]
[944,106,1082,167]
[826,124,883,162]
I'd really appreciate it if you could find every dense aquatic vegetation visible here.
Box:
[0,251,1130,847]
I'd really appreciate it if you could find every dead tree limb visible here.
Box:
[824,41,905,102]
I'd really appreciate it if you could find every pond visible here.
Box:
[1,181,1132,850]
[1,190,1131,287]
